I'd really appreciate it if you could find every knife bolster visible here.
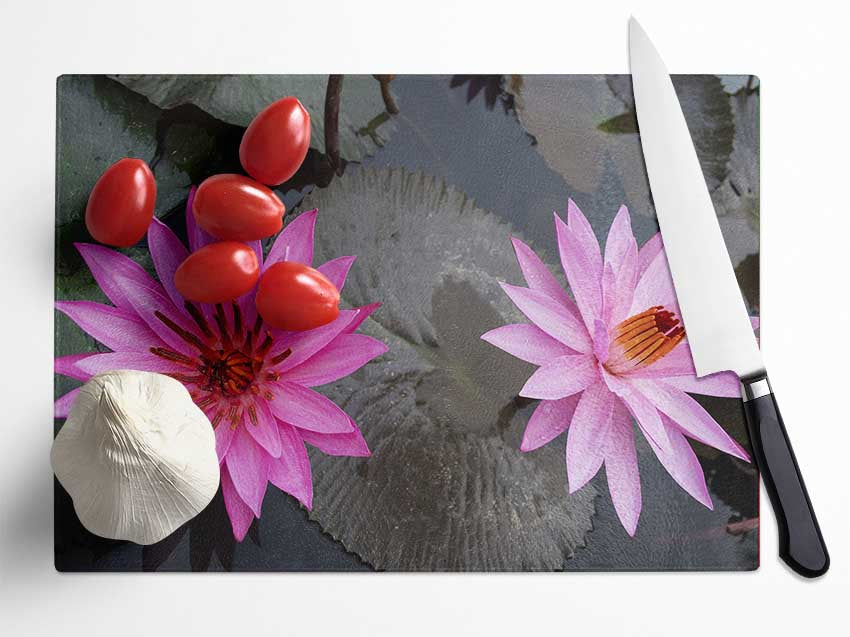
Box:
[741,375,772,402]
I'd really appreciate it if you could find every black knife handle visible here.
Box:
[741,375,829,578]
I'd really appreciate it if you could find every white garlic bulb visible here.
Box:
[51,370,220,545]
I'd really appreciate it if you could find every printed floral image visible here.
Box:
[55,74,760,572]
[482,201,755,535]
[54,191,386,540]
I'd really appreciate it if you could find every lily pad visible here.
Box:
[109,75,397,161]
[714,88,760,231]
[150,120,218,214]
[56,76,161,228]
[300,167,598,570]
[507,75,735,219]
[718,75,759,95]
[449,75,512,112]
[605,75,734,192]
[508,76,622,200]
[734,252,760,312]
[55,76,228,273]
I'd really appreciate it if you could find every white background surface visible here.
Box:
[0,0,848,634]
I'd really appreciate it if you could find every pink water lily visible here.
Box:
[54,190,387,541]
[482,200,755,536]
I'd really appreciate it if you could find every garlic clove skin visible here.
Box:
[51,370,220,545]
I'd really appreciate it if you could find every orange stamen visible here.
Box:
[606,306,686,374]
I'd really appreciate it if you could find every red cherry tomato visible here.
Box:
[192,174,285,241]
[85,158,156,247]
[256,261,340,331]
[174,241,259,304]
[239,96,311,186]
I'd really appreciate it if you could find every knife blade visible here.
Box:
[629,17,829,577]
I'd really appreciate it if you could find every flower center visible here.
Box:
[148,301,291,428]
[200,349,256,396]
[604,305,684,375]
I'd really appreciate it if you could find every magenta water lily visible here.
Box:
[54,190,387,541]
[482,200,755,536]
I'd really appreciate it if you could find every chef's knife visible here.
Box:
[628,18,829,577]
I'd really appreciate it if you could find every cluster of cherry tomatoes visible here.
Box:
[84,97,340,332]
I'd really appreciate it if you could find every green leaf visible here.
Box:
[299,167,597,571]
[109,75,397,162]
[596,111,638,134]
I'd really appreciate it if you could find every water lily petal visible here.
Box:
[593,317,609,363]
[268,308,358,367]
[605,210,639,327]
[344,302,381,334]
[662,372,741,398]
[74,351,187,376]
[235,239,264,328]
[225,430,270,517]
[630,249,680,318]
[214,419,235,461]
[600,263,616,328]
[317,255,356,292]
[55,301,161,352]
[638,232,663,278]
[54,388,81,418]
[117,275,204,356]
[281,334,387,387]
[481,323,575,366]
[266,381,354,434]
[221,464,255,542]
[244,399,282,458]
[604,205,635,272]
[265,208,317,269]
[602,370,669,451]
[520,354,598,400]
[614,243,638,326]
[604,406,642,536]
[499,283,591,353]
[54,354,93,381]
[647,414,713,509]
[566,200,603,277]
[520,393,581,451]
[185,186,217,252]
[566,381,614,492]
[268,423,313,509]
[298,419,371,457]
[510,236,577,315]
[75,242,157,311]
[147,217,190,310]
[633,379,751,461]
[555,212,602,334]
